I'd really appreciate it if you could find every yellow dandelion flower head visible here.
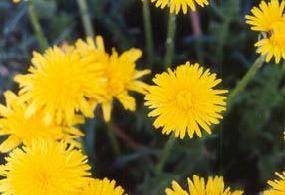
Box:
[80,178,125,195]
[255,21,285,63]
[150,0,209,14]
[264,171,285,194]
[0,91,84,153]
[0,138,91,195]
[145,62,228,139]
[245,0,285,32]
[76,36,150,121]
[246,0,285,63]
[165,175,243,195]
[76,36,109,63]
[15,46,105,126]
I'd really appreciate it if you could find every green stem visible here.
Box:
[83,119,96,173]
[227,56,265,110]
[76,0,95,37]
[280,62,285,134]
[107,121,121,156]
[218,56,264,174]
[216,17,231,68]
[218,125,223,174]
[189,11,204,64]
[164,13,176,68]
[155,135,176,174]
[27,0,48,51]
[142,0,154,67]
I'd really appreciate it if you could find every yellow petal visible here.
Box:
[102,103,112,122]
[0,136,21,153]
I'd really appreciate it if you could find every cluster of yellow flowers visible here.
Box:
[0,34,232,194]
[5,0,285,194]
[0,35,148,194]
[0,139,125,194]
[246,0,285,63]
[0,35,150,152]
[245,1,285,193]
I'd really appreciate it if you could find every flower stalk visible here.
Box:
[156,56,265,174]
[136,8,177,174]
[164,12,176,68]
[107,121,121,156]
[76,0,95,37]
[142,0,154,67]
[216,56,264,173]
[155,134,176,174]
[227,56,265,110]
[27,0,49,51]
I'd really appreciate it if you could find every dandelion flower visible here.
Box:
[165,175,243,195]
[246,0,285,63]
[0,91,83,153]
[80,178,125,195]
[264,171,285,194]
[15,46,105,125]
[145,62,227,139]
[151,0,209,14]
[255,22,285,63]
[0,139,91,195]
[76,36,150,121]
[245,0,285,32]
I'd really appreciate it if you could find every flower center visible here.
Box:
[41,68,81,106]
[107,77,125,96]
[32,170,53,192]
[176,90,195,111]
[270,22,285,45]
[38,173,49,184]
[105,65,132,97]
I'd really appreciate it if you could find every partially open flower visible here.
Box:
[246,0,285,63]
[166,175,243,195]
[0,91,84,153]
[76,36,150,121]
[80,178,125,195]
[150,0,209,14]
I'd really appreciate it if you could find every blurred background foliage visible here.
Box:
[0,0,285,194]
